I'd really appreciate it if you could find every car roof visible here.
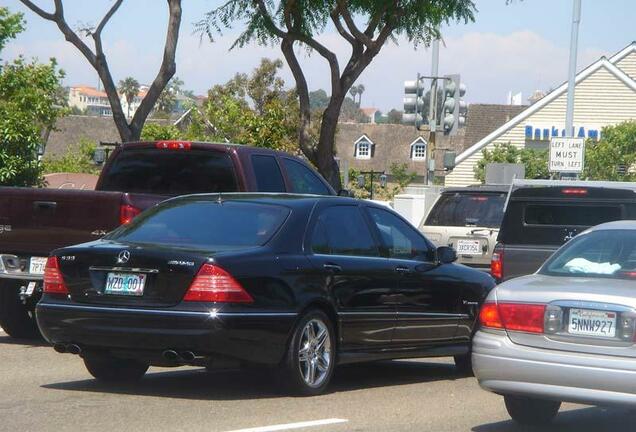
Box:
[511,179,636,192]
[442,184,510,194]
[162,193,362,209]
[587,220,636,232]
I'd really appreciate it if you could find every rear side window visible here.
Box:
[500,202,624,246]
[367,207,432,260]
[425,192,505,228]
[311,206,378,257]
[107,200,289,249]
[251,155,286,192]
[100,149,237,195]
[283,158,331,195]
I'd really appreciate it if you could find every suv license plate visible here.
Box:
[29,257,47,275]
[568,308,616,338]
[456,240,481,255]
[104,273,146,296]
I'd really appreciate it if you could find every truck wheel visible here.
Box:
[504,394,561,425]
[281,309,336,396]
[84,354,149,382]
[0,281,40,339]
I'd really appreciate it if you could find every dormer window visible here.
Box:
[410,137,427,161]
[354,135,374,159]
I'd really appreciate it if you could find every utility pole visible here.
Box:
[564,0,581,180]
[427,39,440,186]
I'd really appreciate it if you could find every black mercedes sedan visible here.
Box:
[36,194,494,395]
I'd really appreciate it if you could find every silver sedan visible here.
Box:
[473,220,636,425]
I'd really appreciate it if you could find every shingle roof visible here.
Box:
[461,104,527,153]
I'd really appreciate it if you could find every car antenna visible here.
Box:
[217,193,223,205]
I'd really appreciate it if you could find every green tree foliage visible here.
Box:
[154,76,184,117]
[41,139,99,175]
[118,77,140,119]
[140,123,181,141]
[0,7,24,56]
[198,0,476,189]
[348,163,417,200]
[583,121,636,181]
[0,8,65,186]
[474,142,549,183]
[203,58,302,153]
[387,109,403,124]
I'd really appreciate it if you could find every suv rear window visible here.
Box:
[100,149,238,195]
[425,192,505,228]
[107,200,288,249]
[525,204,621,226]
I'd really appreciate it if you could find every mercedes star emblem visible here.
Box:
[117,250,131,264]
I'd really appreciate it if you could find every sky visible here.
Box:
[3,0,636,112]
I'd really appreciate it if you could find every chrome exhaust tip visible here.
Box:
[162,349,180,362]
[66,344,82,355]
[180,351,196,362]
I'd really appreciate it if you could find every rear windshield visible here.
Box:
[100,148,238,195]
[106,200,289,250]
[425,192,505,228]
[500,201,625,246]
[541,229,636,279]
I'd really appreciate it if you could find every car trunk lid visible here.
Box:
[495,274,636,358]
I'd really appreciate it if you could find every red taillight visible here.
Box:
[562,188,587,195]
[43,256,68,294]
[155,140,192,150]
[479,303,503,329]
[183,264,253,303]
[499,303,546,333]
[491,243,504,280]
[119,204,141,225]
[480,302,546,334]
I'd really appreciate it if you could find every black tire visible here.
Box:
[0,281,40,339]
[282,309,336,396]
[453,353,473,376]
[84,354,149,383]
[504,394,561,425]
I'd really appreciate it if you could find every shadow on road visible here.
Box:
[42,359,463,401]
[0,334,48,348]
[473,406,636,432]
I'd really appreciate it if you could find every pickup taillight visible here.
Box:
[491,243,504,282]
[119,204,141,225]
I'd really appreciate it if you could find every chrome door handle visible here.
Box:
[463,300,479,306]
[395,266,411,273]
[323,263,342,272]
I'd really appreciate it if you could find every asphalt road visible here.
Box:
[1,331,635,432]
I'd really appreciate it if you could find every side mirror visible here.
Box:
[338,189,353,197]
[436,246,457,265]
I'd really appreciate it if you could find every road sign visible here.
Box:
[549,137,585,173]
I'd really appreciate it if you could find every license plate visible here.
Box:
[104,273,146,296]
[568,308,617,338]
[29,257,47,275]
[456,239,482,255]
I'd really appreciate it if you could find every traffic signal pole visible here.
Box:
[564,0,581,180]
[427,39,440,186]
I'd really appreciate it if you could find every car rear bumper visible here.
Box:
[472,330,636,407]
[36,300,297,365]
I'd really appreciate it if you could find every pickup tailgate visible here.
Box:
[0,187,125,255]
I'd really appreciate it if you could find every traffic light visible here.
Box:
[440,74,467,136]
[403,76,424,129]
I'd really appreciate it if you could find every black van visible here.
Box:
[493,180,636,282]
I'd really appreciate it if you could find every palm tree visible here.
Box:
[349,86,358,104]
[118,77,140,120]
[356,84,365,107]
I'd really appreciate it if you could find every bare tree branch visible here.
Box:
[93,0,123,39]
[18,0,55,20]
[330,9,357,47]
[336,1,373,48]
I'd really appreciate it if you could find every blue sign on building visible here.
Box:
[525,124,601,141]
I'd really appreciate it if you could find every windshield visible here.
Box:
[425,192,505,228]
[100,148,238,195]
[106,200,289,250]
[541,229,636,279]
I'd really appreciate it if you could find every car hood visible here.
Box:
[494,274,636,310]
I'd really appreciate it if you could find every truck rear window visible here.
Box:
[107,200,289,249]
[425,192,505,228]
[99,149,238,195]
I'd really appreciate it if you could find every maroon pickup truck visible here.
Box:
[0,140,336,338]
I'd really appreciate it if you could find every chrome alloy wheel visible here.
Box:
[297,318,331,388]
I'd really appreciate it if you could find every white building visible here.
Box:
[68,86,112,116]
[446,42,636,186]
